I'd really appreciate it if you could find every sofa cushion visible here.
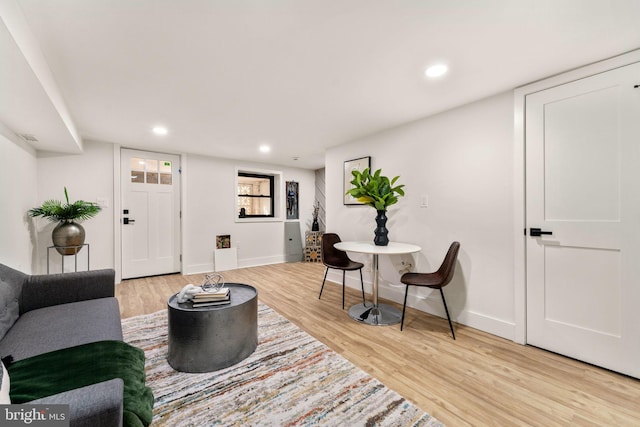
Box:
[0,297,122,362]
[29,379,124,427]
[0,278,20,341]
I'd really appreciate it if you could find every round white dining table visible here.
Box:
[334,241,421,326]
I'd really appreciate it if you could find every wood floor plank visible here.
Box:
[115,262,640,426]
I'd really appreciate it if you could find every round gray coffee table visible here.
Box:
[167,283,258,373]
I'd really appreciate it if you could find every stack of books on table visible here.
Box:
[191,288,230,307]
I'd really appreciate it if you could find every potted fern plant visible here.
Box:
[29,187,102,255]
[346,167,405,246]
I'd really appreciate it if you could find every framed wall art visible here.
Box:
[216,234,231,249]
[286,181,299,219]
[343,156,371,205]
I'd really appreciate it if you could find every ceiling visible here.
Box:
[2,0,640,169]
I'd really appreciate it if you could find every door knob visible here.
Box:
[530,227,552,237]
[123,218,136,225]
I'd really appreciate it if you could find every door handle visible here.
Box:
[530,227,552,237]
[123,218,136,225]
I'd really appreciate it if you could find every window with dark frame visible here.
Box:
[237,172,275,218]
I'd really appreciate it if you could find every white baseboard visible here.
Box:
[238,255,285,268]
[455,310,515,340]
[184,255,284,275]
[328,270,515,340]
[183,263,214,275]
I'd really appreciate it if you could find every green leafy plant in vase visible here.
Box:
[29,187,102,255]
[346,168,405,246]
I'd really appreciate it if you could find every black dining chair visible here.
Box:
[399,241,460,339]
[319,233,366,309]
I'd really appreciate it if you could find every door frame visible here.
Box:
[112,145,187,283]
[512,49,640,344]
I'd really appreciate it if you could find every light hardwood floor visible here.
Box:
[116,262,640,426]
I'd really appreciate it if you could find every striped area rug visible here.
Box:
[122,303,444,426]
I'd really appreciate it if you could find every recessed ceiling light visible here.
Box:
[259,145,271,153]
[425,64,448,78]
[152,126,168,136]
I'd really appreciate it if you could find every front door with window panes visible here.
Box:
[121,149,181,279]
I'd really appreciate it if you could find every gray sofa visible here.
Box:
[0,263,125,426]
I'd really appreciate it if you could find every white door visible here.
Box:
[121,149,181,279]
[525,62,640,378]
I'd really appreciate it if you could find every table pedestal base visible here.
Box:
[348,303,401,326]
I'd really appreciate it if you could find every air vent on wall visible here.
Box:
[19,133,39,142]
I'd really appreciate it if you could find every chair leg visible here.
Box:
[400,285,409,331]
[319,268,329,299]
[342,270,346,310]
[439,288,456,340]
[359,269,366,306]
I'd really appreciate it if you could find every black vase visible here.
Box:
[373,210,389,246]
[311,217,319,231]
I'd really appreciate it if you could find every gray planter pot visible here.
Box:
[52,221,86,255]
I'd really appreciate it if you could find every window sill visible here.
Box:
[235,217,283,223]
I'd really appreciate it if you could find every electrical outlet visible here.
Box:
[397,260,413,275]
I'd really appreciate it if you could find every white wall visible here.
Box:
[26,141,316,276]
[326,91,516,339]
[35,140,115,273]
[0,129,38,273]
[183,154,315,274]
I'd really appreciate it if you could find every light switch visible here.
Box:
[420,195,428,208]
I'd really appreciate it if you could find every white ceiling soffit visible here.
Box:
[0,1,82,154]
[6,1,640,169]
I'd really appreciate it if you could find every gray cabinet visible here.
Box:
[284,222,303,262]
